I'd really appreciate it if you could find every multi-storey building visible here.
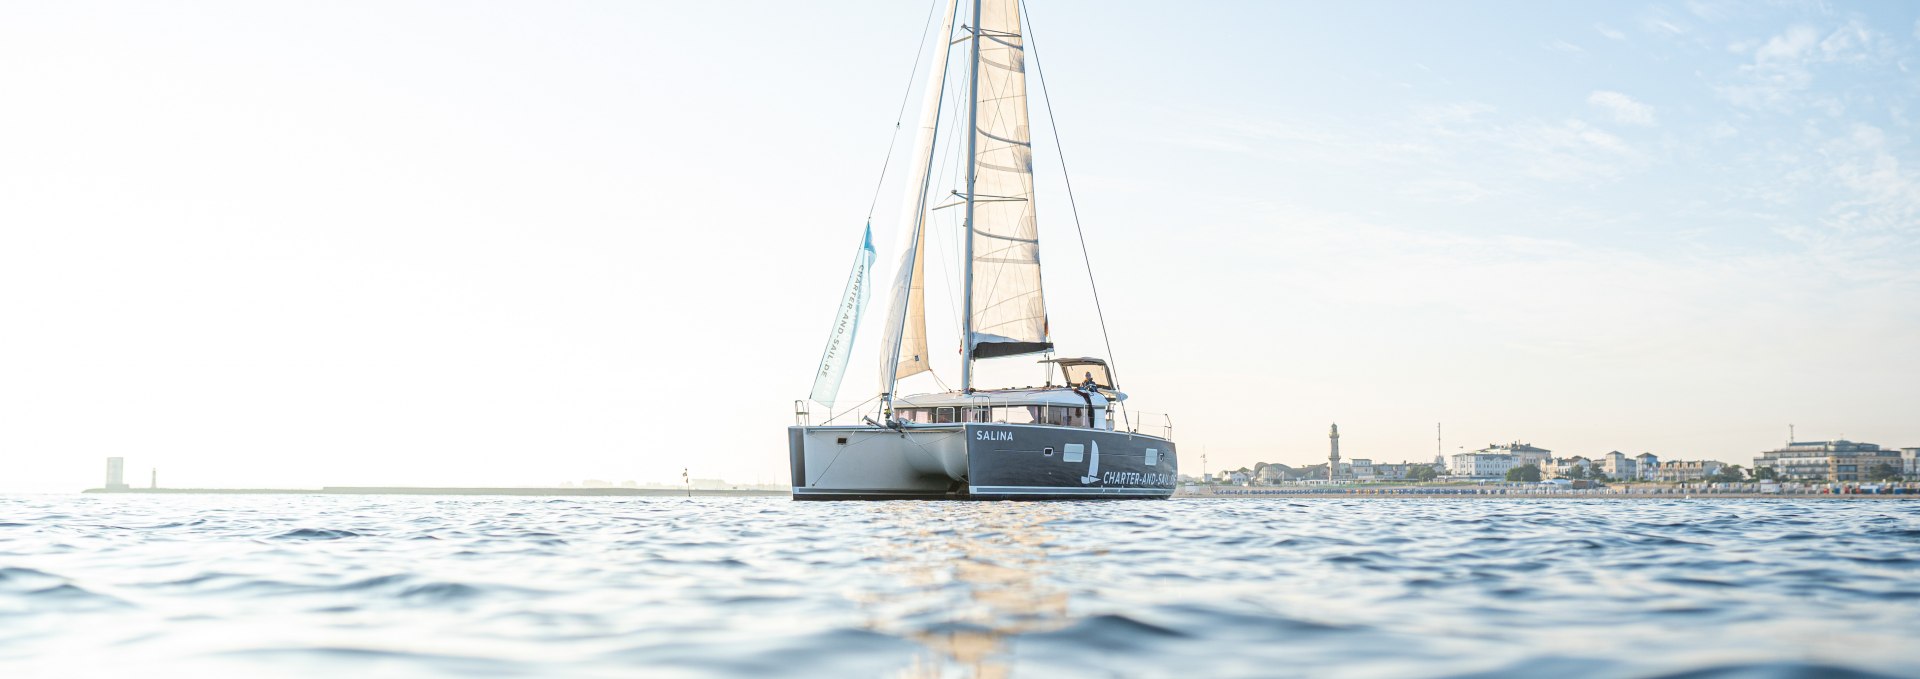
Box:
[1597,451,1635,480]
[1476,442,1551,468]
[1539,456,1591,479]
[1635,452,1660,480]
[1369,462,1427,481]
[1754,441,1902,482]
[1654,459,1725,482]
[1450,452,1516,479]
[1831,449,1904,482]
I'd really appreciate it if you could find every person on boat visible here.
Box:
[1070,372,1098,425]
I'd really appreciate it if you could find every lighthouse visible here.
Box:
[1328,423,1340,481]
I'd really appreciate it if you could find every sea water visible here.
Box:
[2,496,1917,678]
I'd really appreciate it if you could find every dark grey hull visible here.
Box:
[789,423,1177,501]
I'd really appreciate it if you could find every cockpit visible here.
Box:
[888,358,1124,430]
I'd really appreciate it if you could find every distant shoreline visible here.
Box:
[81,486,789,497]
[74,486,1917,500]
[1176,487,1918,500]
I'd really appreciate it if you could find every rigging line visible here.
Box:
[811,395,886,485]
[866,0,948,222]
[930,59,966,333]
[819,393,881,427]
[1020,2,1118,391]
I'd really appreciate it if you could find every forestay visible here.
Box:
[879,0,960,394]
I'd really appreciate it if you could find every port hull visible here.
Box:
[789,423,1176,501]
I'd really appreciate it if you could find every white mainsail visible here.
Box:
[966,0,1050,359]
[879,0,959,395]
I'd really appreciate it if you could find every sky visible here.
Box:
[2,1,1917,492]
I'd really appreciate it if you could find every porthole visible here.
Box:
[1043,447,1054,456]
[836,437,848,445]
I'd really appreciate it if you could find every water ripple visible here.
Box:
[0,496,1916,678]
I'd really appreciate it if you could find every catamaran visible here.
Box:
[788,0,1177,500]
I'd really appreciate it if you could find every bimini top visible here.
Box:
[1040,357,1113,390]
[895,386,1125,409]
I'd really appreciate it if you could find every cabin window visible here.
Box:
[1003,406,1038,425]
[1041,406,1083,427]
[968,406,991,423]
[1146,449,1159,466]
[1063,443,1085,463]
[934,407,955,423]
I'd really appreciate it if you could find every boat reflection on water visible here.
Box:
[855,502,1070,679]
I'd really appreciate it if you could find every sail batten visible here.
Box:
[965,0,1051,363]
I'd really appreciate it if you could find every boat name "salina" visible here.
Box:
[975,430,1014,441]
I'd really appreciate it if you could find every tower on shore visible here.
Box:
[1329,423,1341,481]
[105,457,127,491]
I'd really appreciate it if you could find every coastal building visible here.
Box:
[1449,452,1516,479]
[1598,451,1655,480]
[1905,449,1920,478]
[1655,460,1725,482]
[1753,440,1903,482]
[1446,442,1550,479]
[1539,456,1591,479]
[104,457,128,491]
[1349,458,1375,481]
[1370,462,1417,481]
[1477,442,1551,468]
[1832,450,1905,482]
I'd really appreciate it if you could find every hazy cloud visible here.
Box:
[1642,17,1688,36]
[1718,23,1887,109]
[1595,24,1627,41]
[1588,90,1657,125]
[1757,25,1819,63]
[1401,178,1495,204]
[1506,120,1640,180]
[1685,0,1732,22]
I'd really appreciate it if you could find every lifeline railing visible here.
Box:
[1128,411,1173,439]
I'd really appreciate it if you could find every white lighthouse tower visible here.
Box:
[1328,423,1341,481]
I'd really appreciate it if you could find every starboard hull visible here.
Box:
[788,423,1176,501]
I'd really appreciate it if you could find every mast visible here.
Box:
[960,0,983,393]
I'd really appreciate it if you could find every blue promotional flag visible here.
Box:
[809,224,876,409]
